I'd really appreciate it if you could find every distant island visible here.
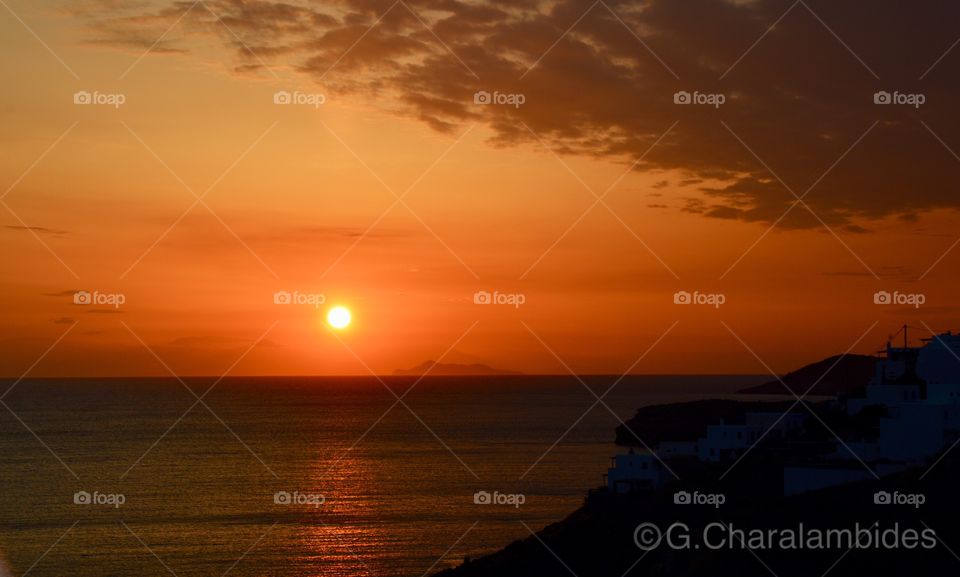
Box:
[394,360,522,376]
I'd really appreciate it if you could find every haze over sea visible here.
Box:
[0,375,767,576]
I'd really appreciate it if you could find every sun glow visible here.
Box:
[327,306,352,330]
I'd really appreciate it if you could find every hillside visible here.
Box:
[737,354,877,395]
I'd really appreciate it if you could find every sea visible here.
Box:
[0,375,769,576]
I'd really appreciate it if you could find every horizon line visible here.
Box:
[0,372,773,380]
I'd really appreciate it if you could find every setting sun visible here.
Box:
[326,306,352,330]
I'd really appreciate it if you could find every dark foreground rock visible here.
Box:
[434,453,959,577]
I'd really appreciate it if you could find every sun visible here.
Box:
[326,306,352,330]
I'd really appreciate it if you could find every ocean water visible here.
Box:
[0,375,767,576]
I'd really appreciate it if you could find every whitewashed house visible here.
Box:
[697,422,761,462]
[606,451,669,493]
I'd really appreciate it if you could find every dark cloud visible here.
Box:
[42,290,81,297]
[5,225,69,236]
[78,0,960,228]
[823,265,915,281]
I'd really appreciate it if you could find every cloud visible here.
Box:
[52,317,76,324]
[76,0,960,228]
[42,290,81,297]
[5,225,69,236]
[823,265,914,280]
[74,0,338,55]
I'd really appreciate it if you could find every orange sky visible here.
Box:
[2,0,959,377]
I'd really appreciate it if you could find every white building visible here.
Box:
[606,328,960,497]
[878,403,946,462]
[697,422,761,462]
[846,384,921,416]
[916,331,960,385]
[836,328,960,465]
[606,452,669,493]
[926,383,960,404]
